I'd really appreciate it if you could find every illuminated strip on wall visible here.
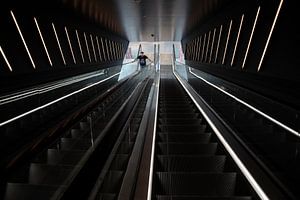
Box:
[197,36,202,61]
[34,17,53,66]
[105,39,110,61]
[84,32,91,62]
[65,27,76,64]
[188,68,300,137]
[0,72,120,127]
[194,38,198,61]
[0,71,104,105]
[231,14,244,66]
[205,31,211,62]
[109,40,114,60]
[222,20,233,65]
[11,10,36,69]
[242,6,260,68]
[90,34,97,62]
[192,39,196,60]
[101,37,106,61]
[52,23,66,65]
[201,33,206,62]
[111,41,116,60]
[96,36,102,61]
[209,28,216,63]
[0,46,13,71]
[195,37,200,61]
[173,69,269,200]
[117,43,121,59]
[258,0,284,71]
[75,30,85,63]
[214,25,223,63]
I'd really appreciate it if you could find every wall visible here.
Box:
[182,0,300,109]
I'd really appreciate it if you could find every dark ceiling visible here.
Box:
[63,0,233,41]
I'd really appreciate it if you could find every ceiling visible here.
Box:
[62,0,233,41]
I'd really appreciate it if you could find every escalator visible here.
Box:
[152,66,256,199]
[89,79,153,199]
[3,72,150,200]
[186,68,300,199]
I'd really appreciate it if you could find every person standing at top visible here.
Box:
[134,51,152,68]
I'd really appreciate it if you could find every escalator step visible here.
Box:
[156,143,218,155]
[4,183,58,200]
[155,172,237,196]
[155,196,252,200]
[156,155,226,172]
[158,125,207,133]
[157,132,211,143]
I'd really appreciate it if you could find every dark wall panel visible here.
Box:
[182,0,299,109]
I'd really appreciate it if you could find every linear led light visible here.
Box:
[214,25,223,63]
[231,14,245,66]
[222,20,233,65]
[174,70,269,200]
[65,27,76,64]
[193,38,197,61]
[209,28,216,63]
[101,37,106,61]
[195,37,200,61]
[242,6,261,69]
[0,73,120,127]
[0,71,104,105]
[75,30,85,63]
[11,10,36,69]
[84,32,91,62]
[205,31,211,62]
[258,0,284,71]
[112,41,117,60]
[34,17,53,66]
[105,39,111,61]
[52,23,66,65]
[90,34,97,62]
[189,68,299,137]
[96,36,102,61]
[108,40,114,60]
[0,46,13,71]
[201,33,206,62]
[147,72,160,200]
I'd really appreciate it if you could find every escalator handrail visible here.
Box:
[175,61,300,138]
[3,73,136,173]
[0,72,120,127]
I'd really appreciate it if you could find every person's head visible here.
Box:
[140,51,144,55]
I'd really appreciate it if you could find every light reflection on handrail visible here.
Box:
[175,61,300,137]
[0,61,137,106]
[0,71,104,105]
[0,73,120,127]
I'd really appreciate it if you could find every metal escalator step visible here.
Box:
[4,183,59,200]
[155,195,252,200]
[46,149,85,165]
[155,172,237,196]
[156,143,218,155]
[159,113,200,119]
[156,155,226,172]
[28,163,76,185]
[158,125,207,133]
[60,138,92,150]
[157,132,211,143]
[159,118,203,125]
